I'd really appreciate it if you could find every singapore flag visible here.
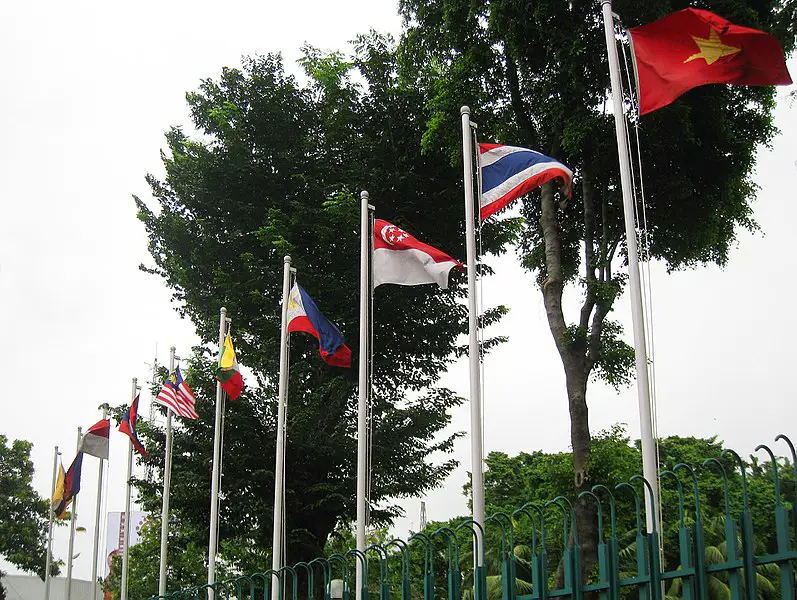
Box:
[373,219,463,289]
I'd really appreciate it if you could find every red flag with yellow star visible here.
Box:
[629,8,792,115]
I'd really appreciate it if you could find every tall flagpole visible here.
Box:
[356,190,372,600]
[600,0,659,532]
[91,405,109,600]
[121,378,138,600]
[44,445,59,600]
[271,256,293,600]
[460,107,486,577]
[65,427,82,600]
[208,307,228,595]
[158,346,177,597]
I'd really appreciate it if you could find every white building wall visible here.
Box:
[2,575,100,600]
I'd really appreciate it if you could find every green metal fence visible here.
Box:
[150,434,797,600]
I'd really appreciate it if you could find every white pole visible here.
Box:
[44,445,59,600]
[600,0,659,533]
[158,346,177,597]
[460,106,485,569]
[271,256,293,600]
[121,378,138,600]
[65,427,82,600]
[91,406,108,600]
[208,307,228,595]
[355,190,372,600]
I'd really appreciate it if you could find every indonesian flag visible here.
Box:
[81,418,110,459]
[216,332,244,400]
[373,219,463,289]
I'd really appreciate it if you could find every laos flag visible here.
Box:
[479,144,573,220]
[287,284,352,368]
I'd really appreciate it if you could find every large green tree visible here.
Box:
[133,36,511,589]
[0,435,59,581]
[398,0,795,576]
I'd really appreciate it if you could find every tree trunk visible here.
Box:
[539,181,598,587]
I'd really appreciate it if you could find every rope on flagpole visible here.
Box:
[216,320,230,560]
[616,12,664,533]
[282,271,293,572]
[366,205,375,531]
[100,449,111,583]
[472,123,487,449]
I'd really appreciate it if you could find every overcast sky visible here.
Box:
[1,0,795,585]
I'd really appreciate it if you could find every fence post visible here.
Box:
[756,444,795,600]
[661,470,694,600]
[513,504,547,600]
[386,540,411,600]
[579,491,610,600]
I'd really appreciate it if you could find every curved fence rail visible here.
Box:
[150,434,797,600]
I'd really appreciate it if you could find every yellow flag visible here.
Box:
[219,332,237,369]
[51,462,65,505]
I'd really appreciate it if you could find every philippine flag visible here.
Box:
[287,284,352,368]
[373,219,463,289]
[479,144,573,220]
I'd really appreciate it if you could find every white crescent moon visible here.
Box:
[381,224,398,245]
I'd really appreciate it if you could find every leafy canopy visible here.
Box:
[132,35,511,587]
[0,435,58,579]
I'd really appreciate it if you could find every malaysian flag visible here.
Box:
[154,366,199,420]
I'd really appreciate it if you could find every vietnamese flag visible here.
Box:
[629,8,792,114]
[216,332,244,400]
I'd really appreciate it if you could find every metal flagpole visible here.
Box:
[121,378,138,600]
[208,307,228,596]
[460,107,486,578]
[158,346,177,597]
[65,427,82,600]
[356,190,373,600]
[600,0,659,533]
[271,256,293,600]
[44,445,59,600]
[91,405,109,600]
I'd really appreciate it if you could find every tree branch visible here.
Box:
[586,302,610,374]
[540,181,569,356]
[579,173,597,332]
[600,191,609,282]
[504,47,537,145]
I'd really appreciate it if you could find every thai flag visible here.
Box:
[287,284,352,368]
[119,394,148,457]
[479,144,573,220]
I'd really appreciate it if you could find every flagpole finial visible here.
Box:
[461,105,470,115]
[284,255,292,264]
